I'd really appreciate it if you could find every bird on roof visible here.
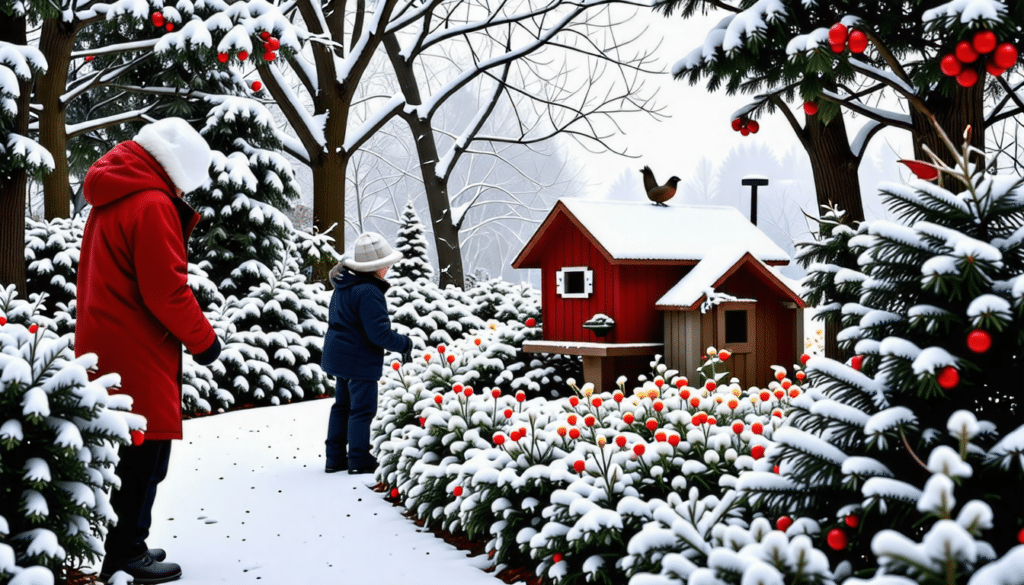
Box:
[641,166,680,207]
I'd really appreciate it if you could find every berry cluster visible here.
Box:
[151,11,175,32]
[730,117,760,136]
[217,31,282,66]
[939,30,1018,87]
[828,23,868,54]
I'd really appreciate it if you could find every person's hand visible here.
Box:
[194,338,221,366]
[401,349,413,364]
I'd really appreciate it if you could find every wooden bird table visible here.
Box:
[522,341,664,394]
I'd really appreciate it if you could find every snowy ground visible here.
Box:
[86,399,504,585]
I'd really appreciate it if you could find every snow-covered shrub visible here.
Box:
[23,217,83,337]
[0,286,143,583]
[392,201,435,283]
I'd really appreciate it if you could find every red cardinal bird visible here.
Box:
[641,166,680,206]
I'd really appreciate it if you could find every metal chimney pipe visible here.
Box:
[741,176,769,226]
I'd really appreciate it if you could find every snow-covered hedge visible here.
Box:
[0,285,143,585]
[372,351,798,584]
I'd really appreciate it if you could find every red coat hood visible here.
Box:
[84,141,177,207]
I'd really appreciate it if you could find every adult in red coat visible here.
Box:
[75,118,221,584]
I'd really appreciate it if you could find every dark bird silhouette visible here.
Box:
[641,166,680,206]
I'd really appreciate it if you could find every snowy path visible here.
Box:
[94,399,502,585]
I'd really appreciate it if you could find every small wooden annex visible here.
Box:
[511,198,806,391]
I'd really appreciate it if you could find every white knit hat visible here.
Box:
[343,232,403,272]
[133,118,211,193]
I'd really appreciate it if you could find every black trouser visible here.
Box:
[103,440,172,568]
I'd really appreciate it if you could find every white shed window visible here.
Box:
[556,266,593,298]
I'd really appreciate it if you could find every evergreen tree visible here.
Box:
[742,129,1024,580]
[392,200,434,283]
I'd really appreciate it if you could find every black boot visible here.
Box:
[101,552,181,584]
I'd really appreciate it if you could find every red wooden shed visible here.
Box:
[511,198,806,390]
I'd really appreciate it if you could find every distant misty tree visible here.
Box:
[392,200,434,283]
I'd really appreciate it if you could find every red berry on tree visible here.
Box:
[553,553,563,563]
[85,55,95,61]
[955,40,979,63]
[453,486,463,496]
[130,430,145,446]
[828,23,848,46]
[1018,527,1024,544]
[217,52,229,63]
[993,42,1018,69]
[803,101,818,116]
[830,41,845,54]
[972,30,997,54]
[845,514,860,528]
[848,30,868,54]
[390,488,399,498]
[164,22,174,32]
[937,366,960,390]
[260,31,271,40]
[850,355,863,371]
[776,516,793,532]
[238,50,249,61]
[740,126,750,136]
[151,11,164,26]
[263,51,277,61]
[747,120,759,134]
[731,118,743,131]
[967,329,992,353]
[29,324,38,334]
[985,60,1007,77]
[956,68,979,87]
[827,528,848,550]
[525,317,536,327]
[939,54,962,76]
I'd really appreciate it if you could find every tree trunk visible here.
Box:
[804,113,863,361]
[911,81,986,169]
[38,18,76,220]
[0,15,31,295]
[384,34,466,290]
[311,150,348,281]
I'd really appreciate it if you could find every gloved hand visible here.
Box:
[401,349,413,364]
[193,338,222,366]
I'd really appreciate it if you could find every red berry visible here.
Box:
[217,52,229,63]
[967,329,992,353]
[553,553,563,563]
[800,353,810,365]
[391,361,400,370]
[263,51,277,62]
[848,30,868,54]
[151,11,164,26]
[955,40,979,63]
[266,38,281,51]
[573,460,585,473]
[972,30,997,54]
[260,31,271,40]
[937,366,960,390]
[828,23,848,46]
[985,60,1007,77]
[776,516,793,532]
[633,444,645,456]
[453,486,463,496]
[130,430,145,446]
[0,316,6,325]
[29,324,38,334]
[845,514,860,528]
[993,42,1018,69]
[956,68,979,87]
[803,101,818,115]
[238,50,249,61]
[419,417,425,427]
[940,54,963,76]
[164,22,174,32]
[827,528,848,550]
[1018,527,1024,544]
[850,355,863,371]
[740,127,750,136]
[85,55,95,61]
[731,118,743,131]
[525,317,536,327]
[434,394,443,404]
[830,41,845,54]
[390,487,399,498]
[751,445,765,460]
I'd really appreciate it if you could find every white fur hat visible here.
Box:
[133,118,211,193]
[342,232,403,272]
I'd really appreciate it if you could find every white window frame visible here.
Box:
[556,266,594,299]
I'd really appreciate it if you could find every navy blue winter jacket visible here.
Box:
[321,269,412,380]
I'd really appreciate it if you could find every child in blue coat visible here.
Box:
[321,232,413,474]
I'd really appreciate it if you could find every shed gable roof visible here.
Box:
[655,251,806,311]
[512,198,791,268]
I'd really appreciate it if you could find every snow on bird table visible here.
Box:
[85,400,499,585]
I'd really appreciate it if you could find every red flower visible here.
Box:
[584,415,596,427]
[509,430,520,441]
[433,395,443,404]
[654,378,664,388]
[781,380,792,390]
[493,433,506,445]
[569,428,581,439]
[800,353,810,365]
[391,361,401,371]
[1,316,9,326]
[453,486,463,497]
[519,427,527,437]
[707,416,716,426]
[789,389,800,399]
[419,417,426,427]
[260,31,271,40]
[567,415,578,425]
[692,413,707,426]
[623,413,635,424]
[29,324,39,334]
[569,396,579,407]
[437,344,446,353]
[689,397,700,408]
[774,390,785,399]
[675,377,687,388]
[474,338,482,345]
[751,422,764,435]
[516,391,526,403]
[653,401,664,412]
[238,51,249,60]
[751,445,765,460]
[447,355,455,364]
[615,435,627,448]
[591,397,602,407]
[504,409,513,419]
[463,387,473,397]
[774,370,785,382]
[453,384,463,394]
[760,391,771,402]
[732,422,744,434]
[796,371,806,381]
[491,388,501,399]
[654,431,666,442]
[556,427,567,437]
[645,418,658,431]
[424,354,432,362]
[850,355,862,371]
[667,434,680,447]
[573,460,586,473]
[705,381,716,391]
[633,444,645,456]
[727,399,739,409]
[680,390,690,400]
[613,392,624,403]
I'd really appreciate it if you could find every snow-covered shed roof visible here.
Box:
[655,250,805,311]
[512,198,791,267]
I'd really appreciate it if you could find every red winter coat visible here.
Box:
[75,141,217,441]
